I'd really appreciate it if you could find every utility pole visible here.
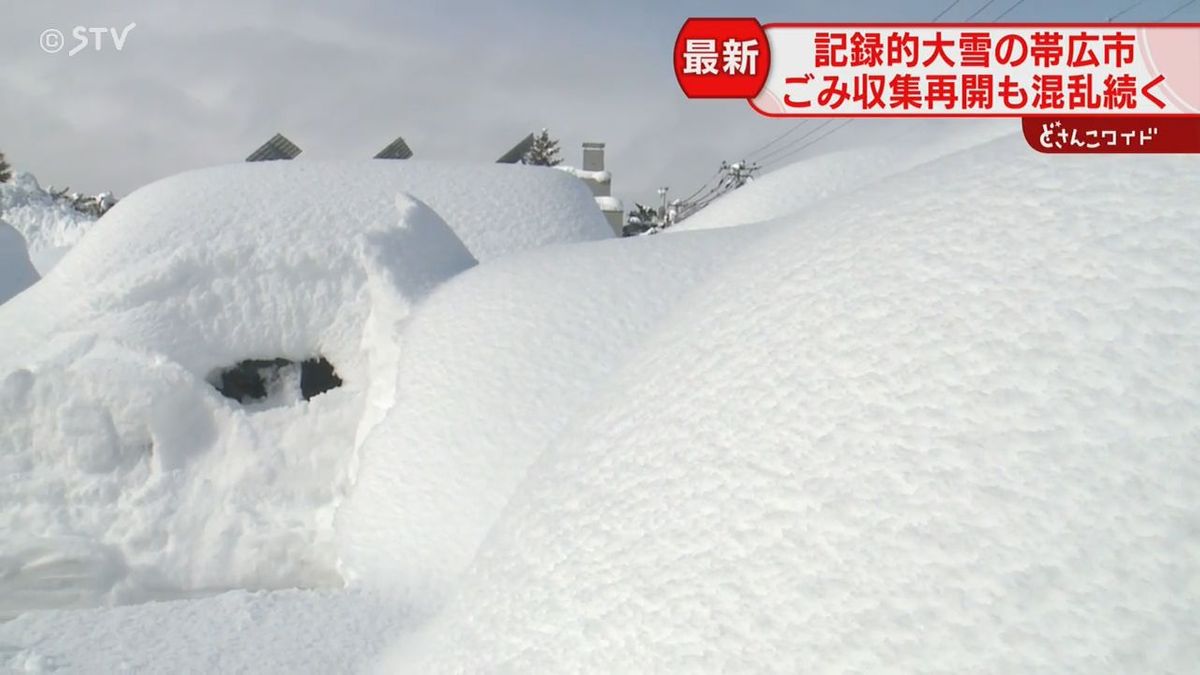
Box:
[721,160,759,189]
[670,159,761,227]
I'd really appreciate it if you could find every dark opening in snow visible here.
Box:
[209,357,343,407]
[298,357,342,400]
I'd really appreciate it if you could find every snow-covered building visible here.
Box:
[241,132,626,236]
[558,142,624,235]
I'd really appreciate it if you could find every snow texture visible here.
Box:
[5,125,1197,673]
[0,173,97,275]
[336,226,768,610]
[0,219,39,305]
[674,119,1012,232]
[397,133,1200,672]
[0,163,476,617]
[0,588,411,674]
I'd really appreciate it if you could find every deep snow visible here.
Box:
[0,163,480,616]
[0,219,39,305]
[2,127,1197,674]
[0,588,411,674]
[0,173,98,275]
[336,224,769,610]
[673,119,1012,232]
[396,134,1200,672]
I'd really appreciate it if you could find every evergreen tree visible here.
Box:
[44,183,118,217]
[0,150,11,183]
[623,203,660,237]
[522,129,562,167]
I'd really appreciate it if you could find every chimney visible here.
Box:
[582,142,605,172]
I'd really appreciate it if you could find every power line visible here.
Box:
[676,169,738,214]
[747,0,1192,186]
[672,0,984,223]
[1107,0,1148,21]
[683,180,726,210]
[758,120,855,171]
[674,184,727,221]
[993,0,1029,21]
[685,187,727,213]
[1159,0,1197,20]
[753,120,837,164]
[735,0,966,170]
[745,120,811,161]
[753,0,969,168]
[678,168,723,204]
[963,0,999,21]
[685,0,1170,221]
[931,0,962,21]
[772,0,1020,175]
[683,169,748,214]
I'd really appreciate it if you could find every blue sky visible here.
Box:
[1,0,1195,206]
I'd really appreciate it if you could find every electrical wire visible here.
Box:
[993,0,1029,21]
[758,119,855,170]
[745,0,967,167]
[963,0,999,21]
[674,0,1003,223]
[931,0,962,21]
[753,120,837,165]
[745,120,812,162]
[1159,0,1197,20]
[1107,0,1148,21]
[677,168,723,204]
[750,0,973,170]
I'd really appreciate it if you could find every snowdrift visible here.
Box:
[0,163,477,617]
[400,134,1200,672]
[336,225,768,610]
[0,173,98,274]
[0,219,39,304]
[673,119,1011,232]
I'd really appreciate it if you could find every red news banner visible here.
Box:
[674,19,1200,153]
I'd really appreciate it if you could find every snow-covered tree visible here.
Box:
[0,151,11,183]
[73,192,118,218]
[523,129,562,167]
[44,184,118,217]
[623,203,660,237]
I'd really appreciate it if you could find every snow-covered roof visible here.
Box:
[555,165,611,184]
[593,195,623,212]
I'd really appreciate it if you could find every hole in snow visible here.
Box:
[299,357,343,400]
[207,357,343,409]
